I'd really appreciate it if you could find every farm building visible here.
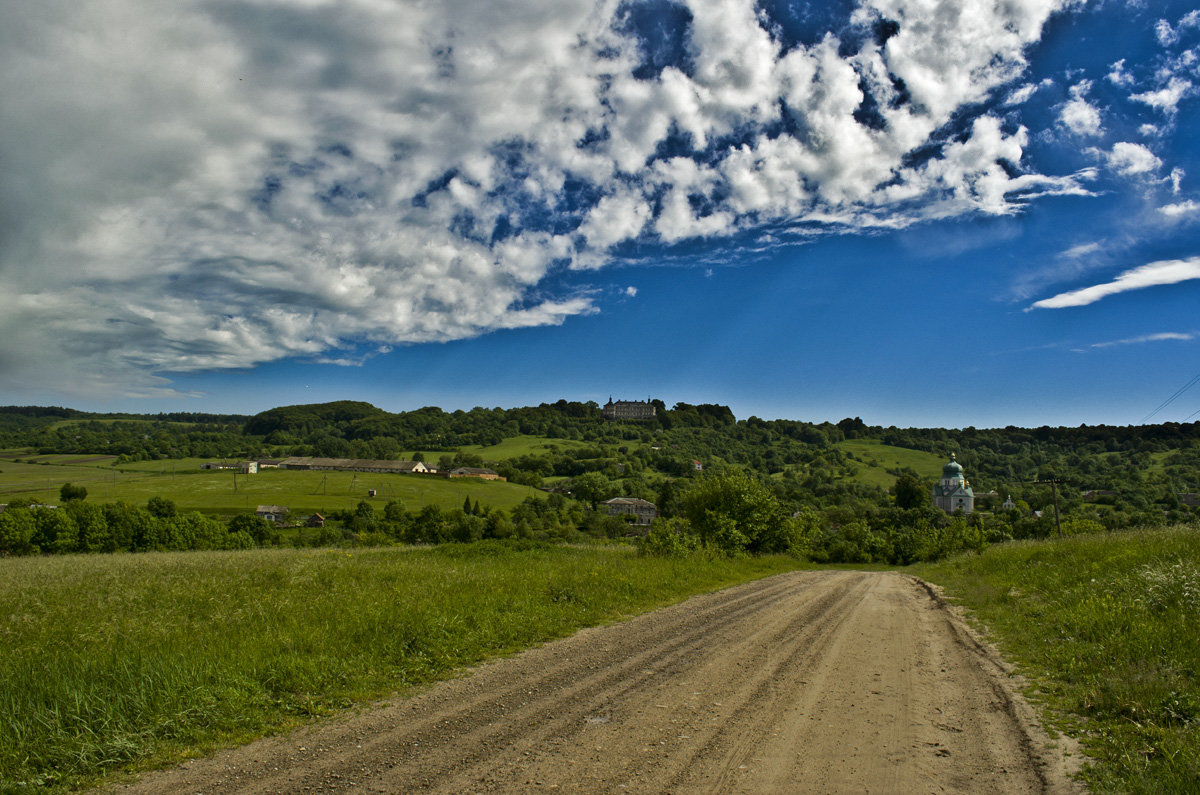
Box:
[446,467,505,481]
[277,457,430,474]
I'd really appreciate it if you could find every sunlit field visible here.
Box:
[0,543,801,791]
[0,457,539,516]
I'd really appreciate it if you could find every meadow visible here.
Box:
[0,456,540,516]
[411,433,595,461]
[915,525,1200,793]
[0,544,801,792]
[834,438,945,488]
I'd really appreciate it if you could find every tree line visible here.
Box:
[2,401,1198,562]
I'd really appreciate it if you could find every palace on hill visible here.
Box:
[602,398,656,421]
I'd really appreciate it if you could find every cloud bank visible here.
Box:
[0,0,1089,396]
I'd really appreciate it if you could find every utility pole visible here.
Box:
[1033,477,1064,538]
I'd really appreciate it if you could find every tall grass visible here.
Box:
[914,525,1200,793]
[0,543,799,792]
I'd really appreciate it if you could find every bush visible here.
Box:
[681,471,801,555]
[0,507,38,555]
[59,482,87,502]
[227,514,279,547]
[637,517,701,557]
[1062,517,1105,536]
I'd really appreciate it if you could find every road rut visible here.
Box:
[109,571,1083,793]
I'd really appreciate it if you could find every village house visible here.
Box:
[277,457,430,474]
[256,505,289,523]
[599,497,658,527]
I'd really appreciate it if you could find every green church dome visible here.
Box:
[943,454,964,478]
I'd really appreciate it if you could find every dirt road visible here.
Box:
[110,571,1083,793]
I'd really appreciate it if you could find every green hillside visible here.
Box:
[4,400,1200,544]
[457,434,594,460]
[836,439,945,488]
[404,434,594,462]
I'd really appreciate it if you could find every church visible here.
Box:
[932,454,975,514]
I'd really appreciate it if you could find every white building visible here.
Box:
[932,454,975,514]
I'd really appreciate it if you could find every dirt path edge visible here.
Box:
[906,574,1088,790]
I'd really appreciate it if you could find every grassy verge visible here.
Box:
[912,526,1200,793]
[0,544,801,792]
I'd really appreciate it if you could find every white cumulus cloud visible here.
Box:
[1106,142,1162,175]
[1058,81,1103,136]
[1131,76,1194,114]
[1160,200,1200,218]
[0,0,1089,397]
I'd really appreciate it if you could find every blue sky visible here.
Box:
[1,0,1198,427]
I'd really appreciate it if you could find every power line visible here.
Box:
[1142,370,1200,423]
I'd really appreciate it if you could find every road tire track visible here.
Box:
[106,571,1084,794]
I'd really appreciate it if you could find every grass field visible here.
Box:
[6,454,120,466]
[405,434,594,462]
[835,439,945,488]
[0,544,802,792]
[0,456,541,515]
[0,459,157,501]
[914,525,1200,792]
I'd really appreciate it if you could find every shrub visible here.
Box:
[0,507,38,555]
[638,517,700,557]
[681,471,800,555]
[59,482,88,502]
